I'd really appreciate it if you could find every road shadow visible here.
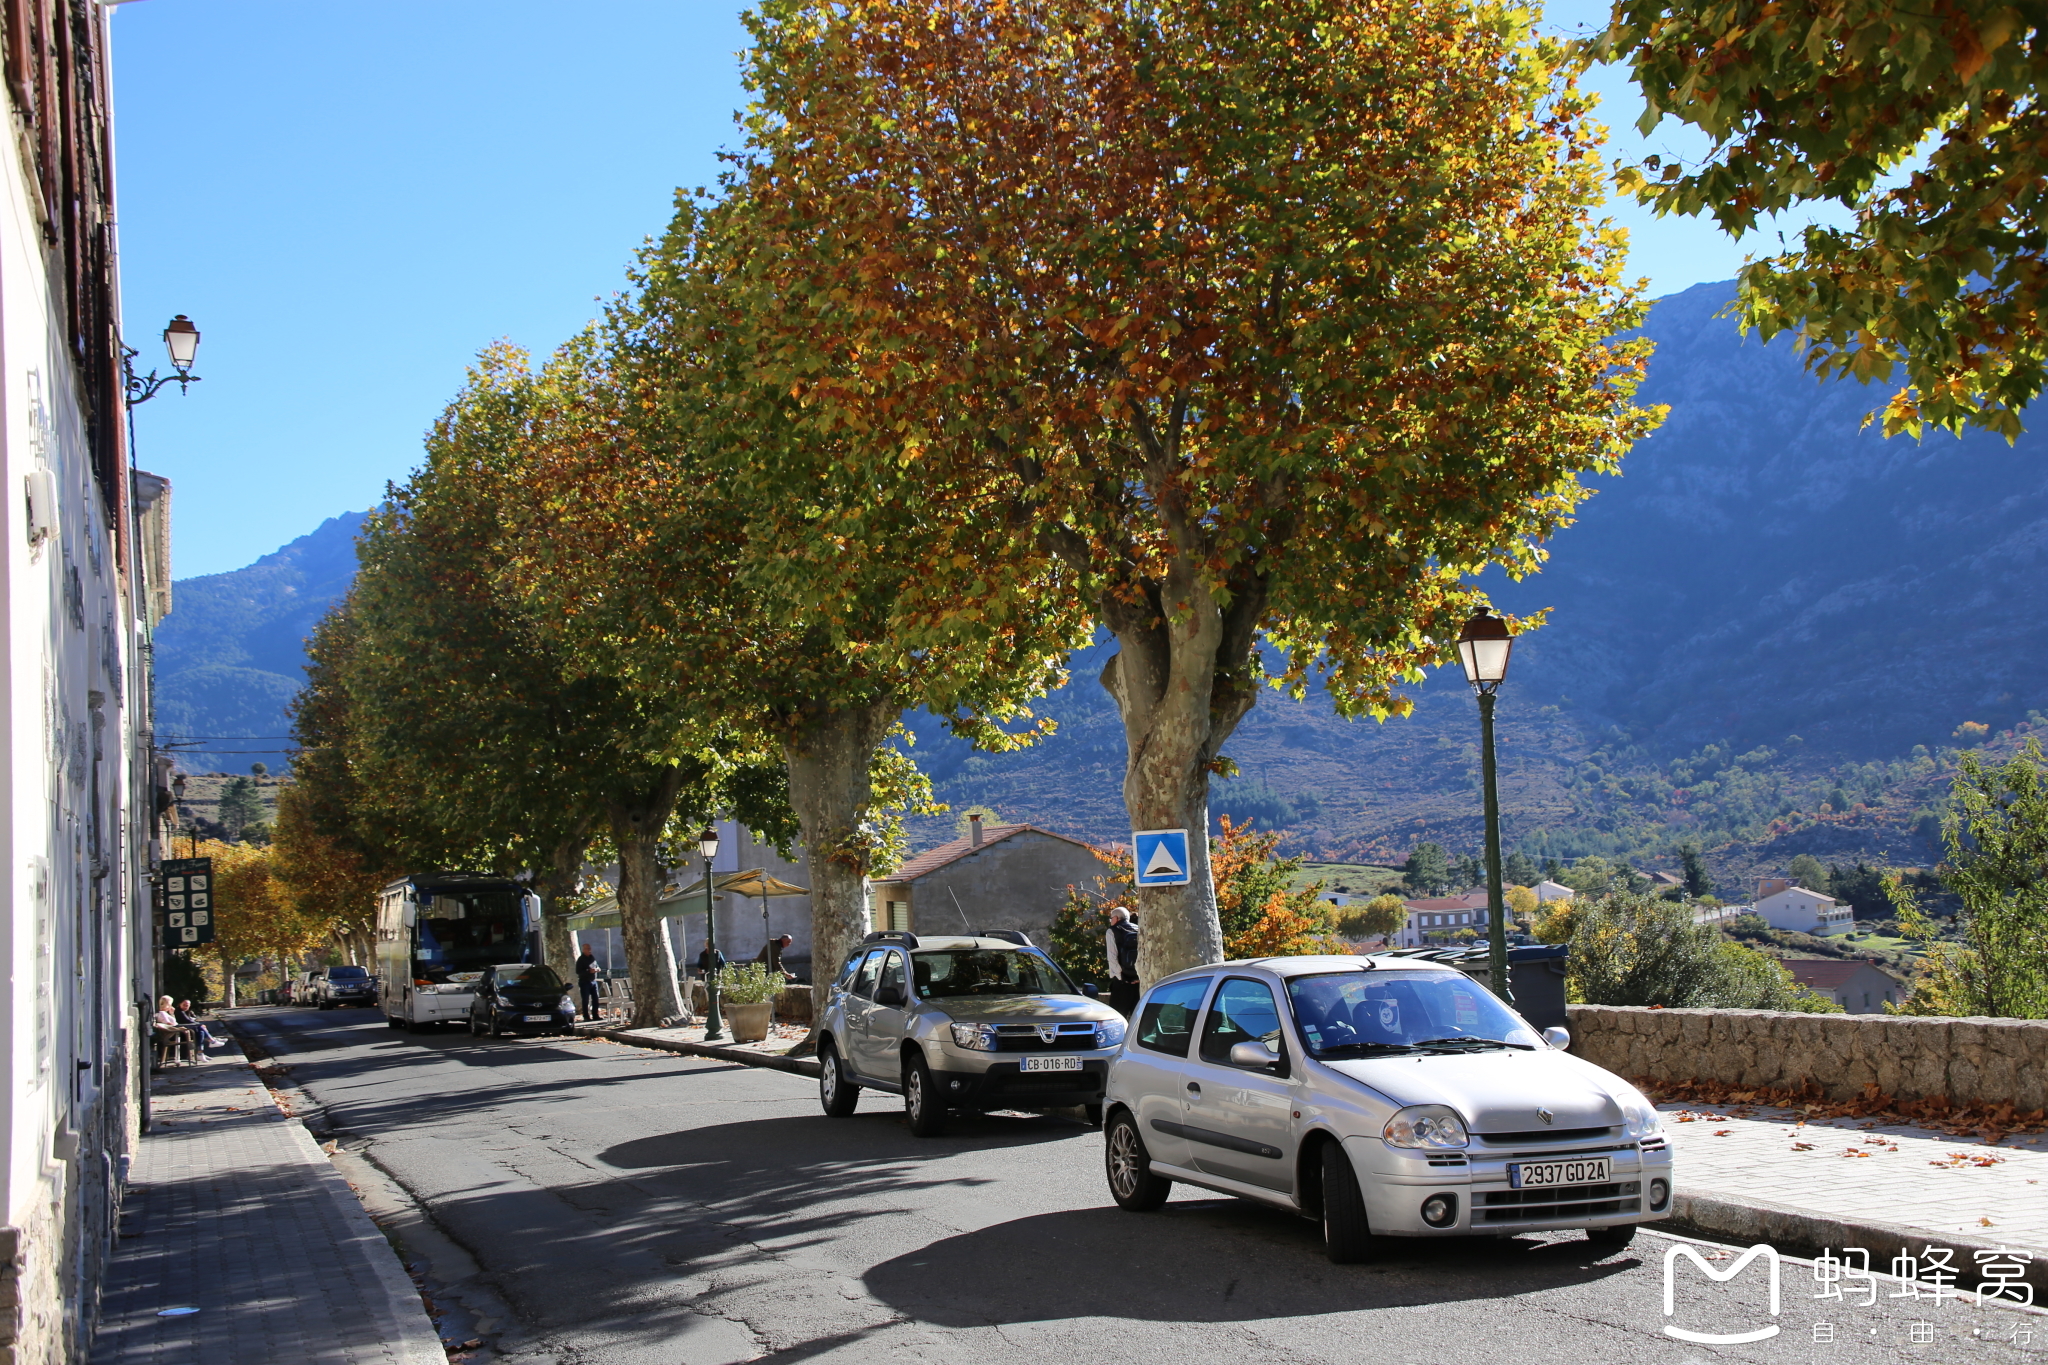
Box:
[863,1201,1639,1325]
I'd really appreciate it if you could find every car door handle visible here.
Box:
[1186,1082,1201,1095]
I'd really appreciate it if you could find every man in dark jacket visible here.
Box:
[1104,906,1140,1016]
[574,944,601,1022]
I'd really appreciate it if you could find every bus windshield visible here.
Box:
[413,888,526,982]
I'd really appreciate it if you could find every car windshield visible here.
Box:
[1285,970,1542,1058]
[494,964,563,991]
[912,949,1076,999]
[329,966,368,979]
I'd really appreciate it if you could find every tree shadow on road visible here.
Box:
[864,1198,1638,1326]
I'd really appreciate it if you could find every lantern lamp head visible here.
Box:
[1456,607,1513,693]
[163,316,200,372]
[698,826,720,860]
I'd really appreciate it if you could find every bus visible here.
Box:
[376,873,542,1031]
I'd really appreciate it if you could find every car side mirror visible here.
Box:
[875,985,906,1008]
[1542,1026,1571,1050]
[1081,983,1100,998]
[1228,1040,1277,1070]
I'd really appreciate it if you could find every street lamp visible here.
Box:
[126,315,203,404]
[699,826,725,1042]
[1457,607,1516,1008]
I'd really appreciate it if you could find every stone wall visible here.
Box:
[1565,1005,2048,1111]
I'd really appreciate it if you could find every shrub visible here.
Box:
[1568,892,1840,1011]
[717,963,782,1005]
[161,951,209,1005]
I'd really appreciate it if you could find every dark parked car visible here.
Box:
[467,964,574,1038]
[309,964,378,1010]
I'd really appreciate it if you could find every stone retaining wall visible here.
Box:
[1565,1005,2048,1111]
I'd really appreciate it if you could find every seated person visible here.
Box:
[174,1000,217,1054]
[150,996,193,1063]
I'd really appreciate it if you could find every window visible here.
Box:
[912,949,1074,998]
[886,900,910,931]
[850,950,884,999]
[1199,978,1284,1067]
[1286,970,1542,1056]
[876,952,906,1002]
[1136,976,1213,1057]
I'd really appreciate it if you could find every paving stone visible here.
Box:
[93,1045,446,1365]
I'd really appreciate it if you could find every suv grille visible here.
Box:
[1478,1184,1641,1224]
[993,1023,1099,1051]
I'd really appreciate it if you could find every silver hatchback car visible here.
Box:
[1103,955,1673,1261]
[816,930,1127,1136]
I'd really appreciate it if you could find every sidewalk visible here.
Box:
[93,1042,446,1365]
[1657,1099,2048,1290]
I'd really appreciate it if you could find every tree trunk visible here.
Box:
[783,696,899,1043]
[610,768,688,1028]
[1099,555,1268,986]
[535,826,594,973]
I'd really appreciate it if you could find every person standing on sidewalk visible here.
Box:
[1104,906,1140,1016]
[574,943,601,1022]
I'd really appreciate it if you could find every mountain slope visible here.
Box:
[153,511,367,771]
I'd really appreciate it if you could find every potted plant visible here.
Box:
[718,964,781,1042]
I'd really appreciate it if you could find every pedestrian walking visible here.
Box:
[1104,906,1140,1016]
[574,943,601,1022]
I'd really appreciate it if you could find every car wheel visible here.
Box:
[467,1013,483,1038]
[1321,1141,1379,1264]
[818,1041,860,1117]
[1585,1225,1638,1251]
[1104,1110,1171,1211]
[903,1053,947,1137]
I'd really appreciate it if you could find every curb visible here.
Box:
[1657,1191,2048,1294]
[578,1023,823,1078]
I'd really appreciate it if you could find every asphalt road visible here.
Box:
[231,1006,2043,1365]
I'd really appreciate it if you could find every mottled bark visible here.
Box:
[783,696,900,1043]
[535,825,595,974]
[1099,550,1268,986]
[609,769,688,1028]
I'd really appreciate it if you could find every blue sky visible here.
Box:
[113,0,1840,578]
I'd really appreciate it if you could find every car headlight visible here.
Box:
[560,995,574,1013]
[1622,1096,1664,1140]
[1383,1104,1470,1149]
[949,1022,998,1051]
[1093,1018,1127,1049]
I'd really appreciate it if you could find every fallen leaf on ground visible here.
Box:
[1792,1142,1816,1151]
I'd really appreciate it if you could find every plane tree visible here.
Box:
[1598,0,2048,437]
[495,229,1086,1023]
[734,0,1659,980]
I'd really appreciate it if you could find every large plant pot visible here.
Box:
[726,1001,773,1043]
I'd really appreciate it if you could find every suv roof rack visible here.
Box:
[977,929,1032,947]
[861,930,920,950]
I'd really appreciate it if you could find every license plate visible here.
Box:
[1509,1157,1610,1189]
[1020,1055,1082,1073]
[523,1014,551,1023]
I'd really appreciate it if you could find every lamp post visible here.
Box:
[125,315,202,404]
[699,826,725,1042]
[1457,607,1516,1008]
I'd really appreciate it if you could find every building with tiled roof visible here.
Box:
[1782,959,1906,1014]
[871,816,1110,960]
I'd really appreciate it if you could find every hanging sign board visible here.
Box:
[158,857,216,946]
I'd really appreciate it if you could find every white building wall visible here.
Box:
[0,4,157,1357]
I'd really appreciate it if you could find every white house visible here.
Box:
[1532,879,1575,903]
[1754,885,1853,935]
[1394,893,1491,948]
